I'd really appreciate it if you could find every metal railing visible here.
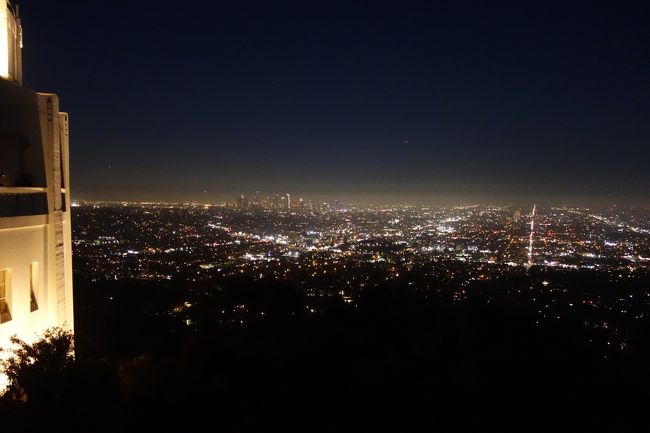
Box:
[0,188,48,217]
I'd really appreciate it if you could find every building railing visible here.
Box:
[0,187,67,217]
[0,187,47,194]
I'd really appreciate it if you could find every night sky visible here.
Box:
[21,1,650,205]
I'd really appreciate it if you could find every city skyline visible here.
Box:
[74,191,650,209]
[19,1,650,205]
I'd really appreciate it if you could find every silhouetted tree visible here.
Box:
[1,327,74,404]
[0,328,119,433]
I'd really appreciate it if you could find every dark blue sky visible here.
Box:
[21,0,650,204]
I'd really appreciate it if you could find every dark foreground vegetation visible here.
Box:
[2,276,650,432]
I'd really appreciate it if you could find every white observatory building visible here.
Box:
[0,1,74,348]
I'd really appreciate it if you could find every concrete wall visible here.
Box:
[0,217,59,345]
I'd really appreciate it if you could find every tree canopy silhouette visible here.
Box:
[1,327,74,404]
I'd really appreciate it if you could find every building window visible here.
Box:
[0,269,12,323]
[30,262,39,312]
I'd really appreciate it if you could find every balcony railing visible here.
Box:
[0,187,58,217]
[0,187,47,194]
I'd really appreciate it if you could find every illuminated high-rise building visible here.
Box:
[236,194,249,211]
[0,1,74,348]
